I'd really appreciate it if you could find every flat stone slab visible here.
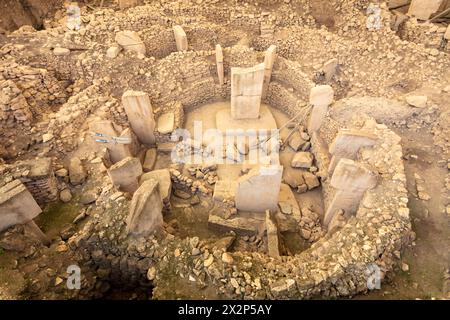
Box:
[216,104,277,133]
[208,214,259,236]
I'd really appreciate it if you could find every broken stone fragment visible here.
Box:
[68,157,86,185]
[406,95,427,108]
[445,25,450,40]
[115,30,146,55]
[291,152,314,168]
[126,179,163,236]
[288,131,307,151]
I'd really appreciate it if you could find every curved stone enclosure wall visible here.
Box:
[68,46,412,299]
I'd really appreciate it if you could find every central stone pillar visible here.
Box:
[122,90,156,145]
[231,63,265,120]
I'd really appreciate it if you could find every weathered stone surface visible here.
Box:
[172,25,188,51]
[216,44,224,85]
[308,85,334,133]
[59,189,72,203]
[406,95,427,108]
[302,172,320,190]
[122,90,155,145]
[235,165,283,212]
[266,210,280,258]
[115,30,146,55]
[309,85,334,107]
[139,169,172,203]
[68,157,86,186]
[157,112,175,134]
[231,63,265,120]
[283,169,305,189]
[208,214,258,236]
[328,129,377,173]
[107,157,143,193]
[142,148,157,172]
[263,45,277,97]
[407,0,443,20]
[288,131,307,151]
[291,152,314,168]
[324,158,378,226]
[126,179,163,236]
[0,180,42,232]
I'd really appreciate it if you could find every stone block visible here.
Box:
[115,30,146,55]
[126,179,163,236]
[68,157,86,186]
[213,180,237,203]
[108,157,143,193]
[408,0,444,20]
[266,210,280,258]
[173,25,188,51]
[231,63,265,120]
[309,85,334,107]
[157,112,175,134]
[139,169,172,203]
[235,165,283,212]
[291,152,314,168]
[0,180,42,232]
[216,44,224,85]
[142,148,157,172]
[208,214,258,236]
[122,90,155,145]
[328,129,377,173]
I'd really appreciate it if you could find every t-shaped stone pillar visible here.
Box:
[89,119,132,164]
[262,45,277,98]
[323,158,378,227]
[107,157,143,193]
[173,25,188,51]
[231,63,265,120]
[122,90,156,146]
[328,129,377,174]
[216,44,224,85]
[307,85,334,133]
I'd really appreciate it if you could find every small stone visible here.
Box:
[406,95,427,108]
[59,189,72,203]
[401,262,409,272]
[55,168,68,177]
[204,255,214,267]
[147,267,156,280]
[42,133,54,143]
[55,277,64,286]
[418,192,431,201]
[191,247,200,256]
[222,252,234,264]
[106,46,121,58]
[291,152,314,168]
[278,201,293,215]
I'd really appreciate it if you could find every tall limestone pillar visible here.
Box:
[231,63,265,120]
[122,90,156,145]
[216,44,224,85]
[262,45,277,98]
[323,159,378,227]
[307,85,334,133]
